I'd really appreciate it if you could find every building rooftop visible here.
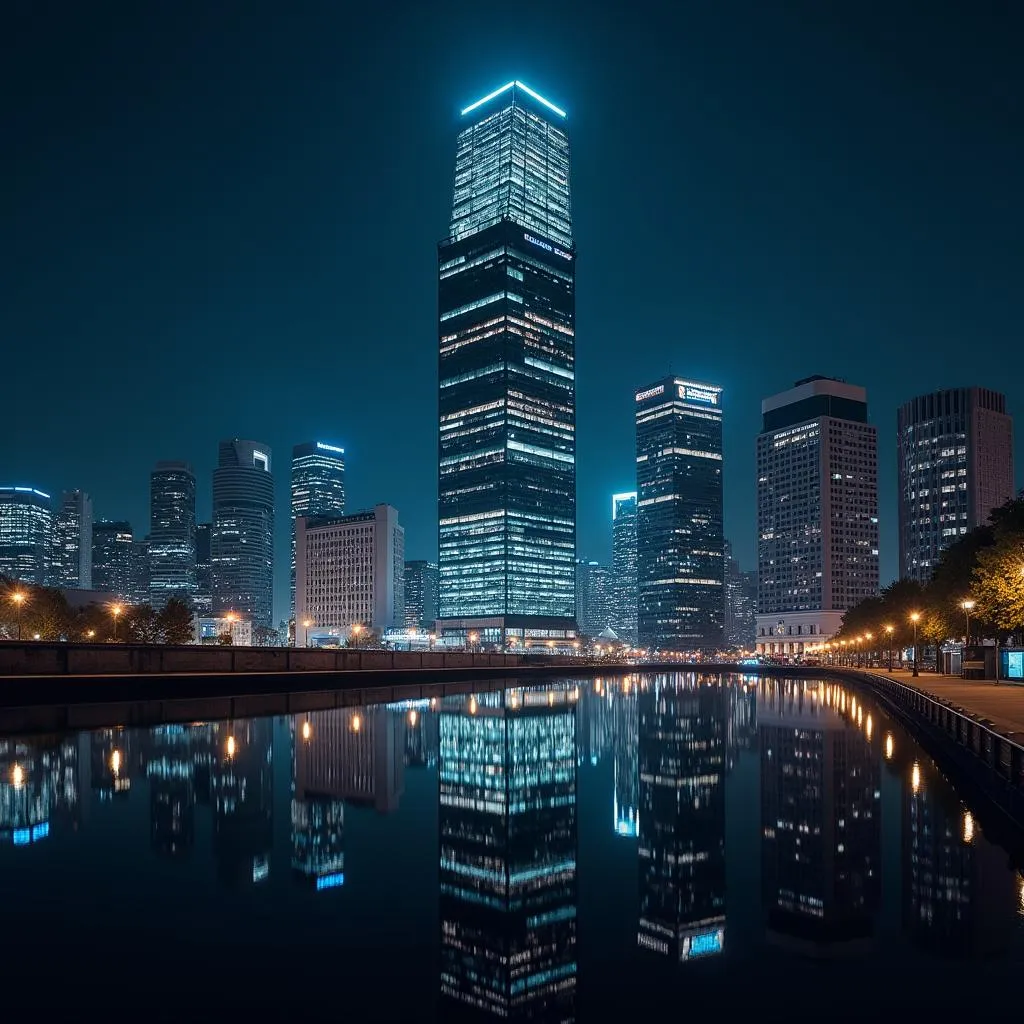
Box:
[460,80,566,119]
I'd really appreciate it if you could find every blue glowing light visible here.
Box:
[316,872,345,891]
[12,828,30,845]
[461,80,566,119]
[683,929,724,959]
[315,442,345,455]
[31,821,49,841]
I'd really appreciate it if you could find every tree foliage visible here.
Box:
[157,598,194,645]
[972,535,1024,633]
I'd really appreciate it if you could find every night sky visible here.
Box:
[4,1,1022,624]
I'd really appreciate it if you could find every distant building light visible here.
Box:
[316,872,345,891]
[315,442,345,454]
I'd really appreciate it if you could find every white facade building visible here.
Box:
[295,503,405,645]
[756,377,879,658]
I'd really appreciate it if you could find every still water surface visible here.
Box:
[2,673,1022,1018]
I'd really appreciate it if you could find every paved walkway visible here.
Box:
[859,667,1024,738]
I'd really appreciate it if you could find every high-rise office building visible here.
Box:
[755,377,879,657]
[638,677,727,959]
[575,559,613,637]
[295,504,405,643]
[403,560,439,630]
[91,521,135,601]
[611,492,638,644]
[0,486,52,585]
[51,490,92,589]
[194,522,213,616]
[131,537,150,606]
[290,442,346,619]
[723,541,757,651]
[635,378,725,651]
[438,685,577,1019]
[897,387,1015,583]
[437,81,576,647]
[212,440,274,627]
[149,461,197,607]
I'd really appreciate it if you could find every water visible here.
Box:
[2,673,1022,1019]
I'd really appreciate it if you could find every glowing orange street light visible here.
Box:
[910,612,921,677]
[111,604,123,642]
[9,590,27,640]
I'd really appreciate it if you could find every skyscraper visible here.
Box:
[194,522,212,616]
[149,461,197,607]
[897,387,1015,583]
[755,377,879,658]
[290,441,346,619]
[635,378,725,651]
[723,540,757,651]
[0,486,52,585]
[91,521,135,601]
[575,558,613,636]
[212,440,274,627]
[611,492,638,644]
[403,559,439,630]
[437,81,576,647]
[52,490,92,589]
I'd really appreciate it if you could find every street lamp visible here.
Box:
[111,603,123,642]
[884,625,894,672]
[468,630,479,652]
[302,617,312,648]
[865,632,873,669]
[910,612,921,677]
[9,591,26,641]
[350,623,364,647]
[961,599,975,648]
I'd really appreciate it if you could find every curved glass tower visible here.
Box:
[437,81,576,647]
[212,440,274,628]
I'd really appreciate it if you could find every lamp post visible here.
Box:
[10,591,26,641]
[961,599,974,647]
[865,632,873,669]
[302,618,312,649]
[910,612,921,677]
[111,604,123,643]
[884,625,894,672]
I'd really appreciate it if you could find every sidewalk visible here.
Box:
[858,667,1024,738]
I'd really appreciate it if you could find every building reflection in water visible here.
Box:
[637,674,727,961]
[143,724,203,858]
[759,680,880,953]
[91,728,133,800]
[438,684,578,1021]
[901,747,1020,957]
[613,679,639,839]
[0,734,79,846]
[211,718,273,886]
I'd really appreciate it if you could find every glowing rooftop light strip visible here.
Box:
[461,80,566,118]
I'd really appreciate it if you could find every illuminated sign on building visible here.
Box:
[316,872,345,891]
[679,384,720,405]
[524,232,573,261]
[635,385,665,402]
[680,927,724,960]
[316,442,345,455]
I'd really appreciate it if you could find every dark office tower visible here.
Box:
[212,440,274,627]
[91,522,135,601]
[0,486,52,585]
[130,537,150,606]
[438,685,577,1020]
[290,441,346,619]
[404,560,440,630]
[759,680,880,950]
[897,388,1015,583]
[437,81,576,648]
[635,378,725,651]
[756,377,879,657]
[211,717,273,886]
[611,492,638,644]
[145,725,196,858]
[723,541,756,651]
[149,461,197,608]
[575,559,613,637]
[52,490,93,589]
[902,765,1019,957]
[194,522,213,616]
[612,685,638,838]
[637,678,727,960]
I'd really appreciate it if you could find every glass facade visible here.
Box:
[403,559,439,630]
[438,83,576,641]
[611,492,638,644]
[638,677,726,959]
[635,379,724,651]
[149,461,197,608]
[52,489,92,589]
[194,522,213,616]
[574,559,613,636]
[723,540,757,650]
[212,440,274,628]
[91,520,135,601]
[290,441,346,619]
[438,686,577,1019]
[897,387,1014,583]
[0,486,52,585]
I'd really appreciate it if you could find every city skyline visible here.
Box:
[4,5,1024,627]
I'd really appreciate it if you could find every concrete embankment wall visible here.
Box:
[0,643,576,677]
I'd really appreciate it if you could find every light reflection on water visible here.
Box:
[1,673,1022,1018]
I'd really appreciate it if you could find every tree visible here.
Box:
[972,535,1024,639]
[157,598,194,645]
[22,588,72,641]
[127,604,160,643]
